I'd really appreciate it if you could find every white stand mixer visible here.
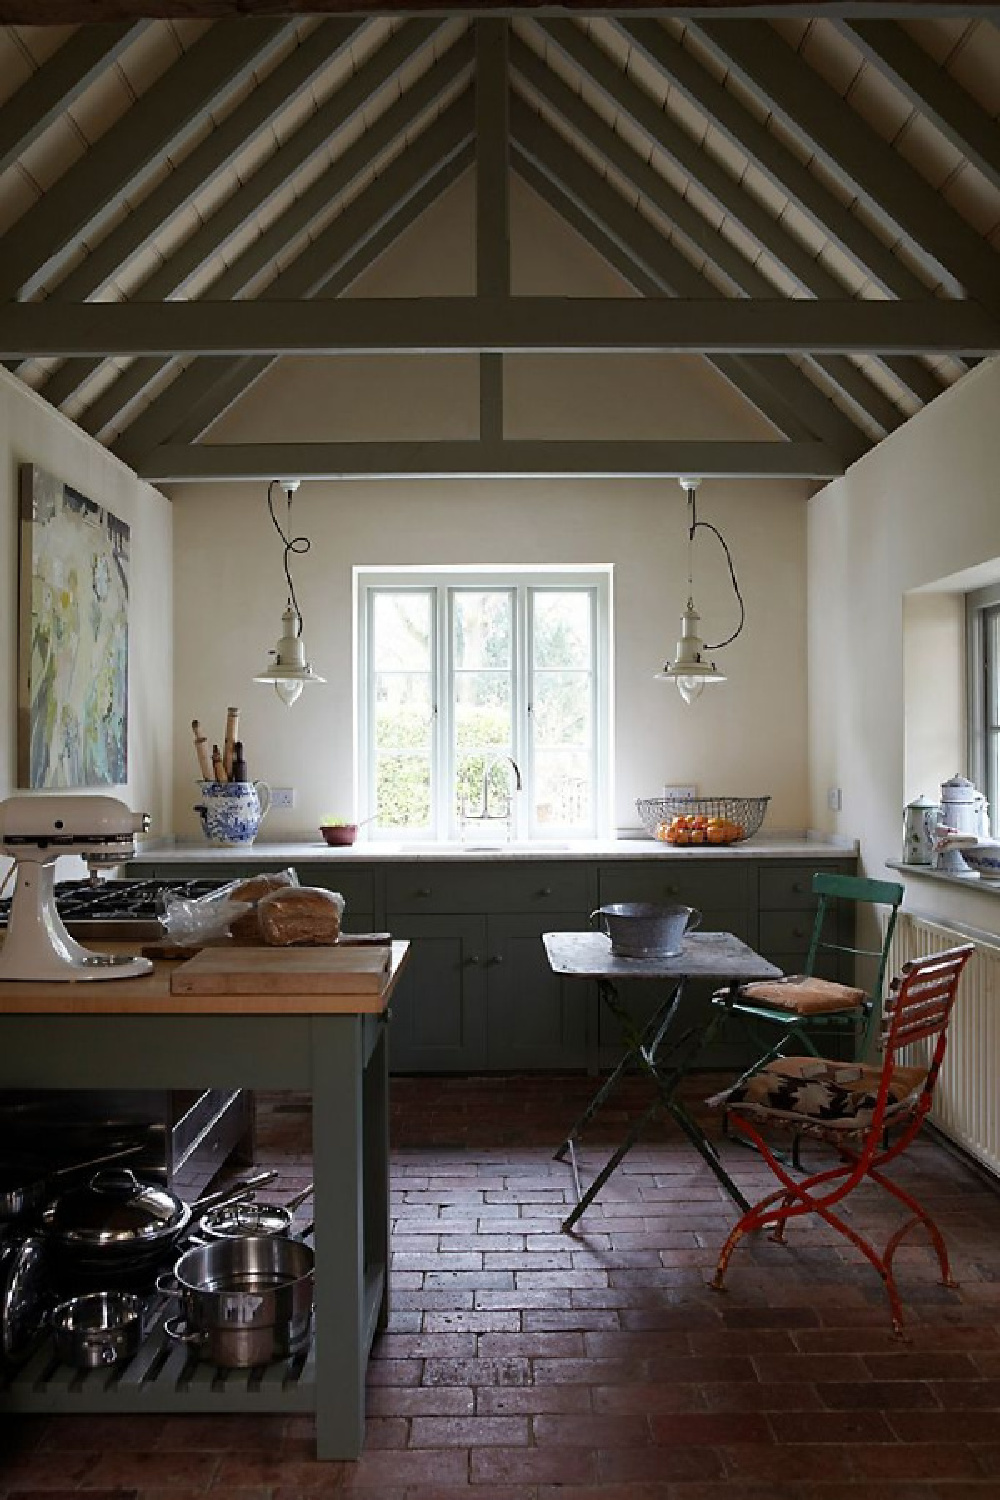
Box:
[0,794,153,982]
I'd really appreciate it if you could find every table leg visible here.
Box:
[311,1015,366,1461]
[558,977,750,1230]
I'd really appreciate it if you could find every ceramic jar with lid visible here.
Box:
[903,794,937,865]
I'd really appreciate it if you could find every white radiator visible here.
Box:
[885,913,1000,1177]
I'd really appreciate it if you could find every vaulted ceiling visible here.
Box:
[0,4,997,483]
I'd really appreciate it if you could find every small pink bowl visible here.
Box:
[320,824,357,846]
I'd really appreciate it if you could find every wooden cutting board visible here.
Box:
[170,944,391,995]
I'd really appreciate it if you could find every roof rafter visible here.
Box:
[691,17,1000,313]
[616,17,955,406]
[0,19,149,177]
[835,18,1000,194]
[516,31,904,434]
[2,295,993,356]
[112,113,476,466]
[0,17,298,303]
[510,113,871,462]
[43,18,461,418]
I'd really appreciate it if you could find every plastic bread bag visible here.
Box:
[157,880,253,947]
[257,886,346,946]
[228,868,301,944]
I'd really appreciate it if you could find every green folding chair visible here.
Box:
[715,871,905,1083]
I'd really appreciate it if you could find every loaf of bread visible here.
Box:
[228,870,299,944]
[232,871,298,904]
[257,886,345,946]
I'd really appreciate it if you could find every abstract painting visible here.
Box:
[17,463,129,788]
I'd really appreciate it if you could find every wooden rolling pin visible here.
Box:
[223,706,239,779]
[192,720,213,781]
[212,744,226,782]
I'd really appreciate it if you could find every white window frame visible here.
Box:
[968,581,1000,838]
[355,566,613,843]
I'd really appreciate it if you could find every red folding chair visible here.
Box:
[708,943,975,1335]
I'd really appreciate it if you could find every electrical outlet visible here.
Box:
[271,787,295,809]
[827,787,842,812]
[663,784,697,801]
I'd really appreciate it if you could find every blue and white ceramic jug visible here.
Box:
[194,780,271,846]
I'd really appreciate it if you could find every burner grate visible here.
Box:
[0,878,228,928]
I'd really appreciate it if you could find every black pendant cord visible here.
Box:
[687,488,745,652]
[267,480,311,638]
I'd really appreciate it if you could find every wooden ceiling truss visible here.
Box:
[0,5,995,481]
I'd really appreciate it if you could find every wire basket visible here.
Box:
[636,795,770,846]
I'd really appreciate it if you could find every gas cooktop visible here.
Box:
[0,877,228,941]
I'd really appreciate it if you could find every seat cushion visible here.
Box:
[733,975,867,1015]
[707,1055,927,1133]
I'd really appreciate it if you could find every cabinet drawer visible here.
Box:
[758,909,818,955]
[758,862,854,910]
[385,861,591,915]
[293,865,375,917]
[598,860,749,912]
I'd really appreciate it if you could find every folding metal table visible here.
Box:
[543,929,781,1230]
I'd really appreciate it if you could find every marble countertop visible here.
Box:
[131,832,858,864]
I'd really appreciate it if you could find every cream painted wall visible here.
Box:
[0,368,173,877]
[808,356,1000,934]
[168,174,812,843]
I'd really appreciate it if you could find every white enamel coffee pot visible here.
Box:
[934,774,989,872]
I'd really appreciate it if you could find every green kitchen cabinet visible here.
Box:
[383,913,488,1072]
[483,913,589,1071]
[384,863,595,1072]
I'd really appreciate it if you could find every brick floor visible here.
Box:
[3,1071,1000,1497]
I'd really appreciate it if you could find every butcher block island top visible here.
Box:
[0,939,409,1013]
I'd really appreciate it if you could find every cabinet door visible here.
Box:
[386,915,487,1073]
[486,914,589,1071]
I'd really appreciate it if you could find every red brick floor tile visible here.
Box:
[469,1444,596,1485]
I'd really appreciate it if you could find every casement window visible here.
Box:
[356,569,612,842]
[968,583,1000,838]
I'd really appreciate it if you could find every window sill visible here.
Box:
[886,860,1000,897]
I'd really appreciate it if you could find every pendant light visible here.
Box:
[656,477,744,706]
[253,479,325,707]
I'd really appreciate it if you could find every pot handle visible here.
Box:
[255,781,271,821]
[685,907,703,934]
[89,1167,141,1199]
[588,909,608,934]
[193,804,208,824]
[164,1316,201,1349]
[155,1272,180,1296]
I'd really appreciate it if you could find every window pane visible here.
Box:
[453,592,511,669]
[374,673,433,750]
[533,672,591,748]
[533,592,592,670]
[375,754,431,829]
[372,592,431,671]
[533,749,592,828]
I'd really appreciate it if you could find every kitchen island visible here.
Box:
[0,941,408,1461]
[125,835,858,1074]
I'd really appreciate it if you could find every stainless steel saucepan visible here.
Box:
[40,1167,277,1272]
[0,1144,144,1223]
[198,1182,313,1240]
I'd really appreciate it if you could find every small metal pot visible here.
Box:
[157,1234,314,1369]
[50,1290,143,1369]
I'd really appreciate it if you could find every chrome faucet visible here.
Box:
[464,754,523,827]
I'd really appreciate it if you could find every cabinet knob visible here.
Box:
[491,954,503,965]
[538,886,553,897]
[467,954,480,965]
[792,883,804,894]
[416,886,433,898]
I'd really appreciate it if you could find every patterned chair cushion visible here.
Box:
[707,1055,927,1134]
[732,975,867,1015]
